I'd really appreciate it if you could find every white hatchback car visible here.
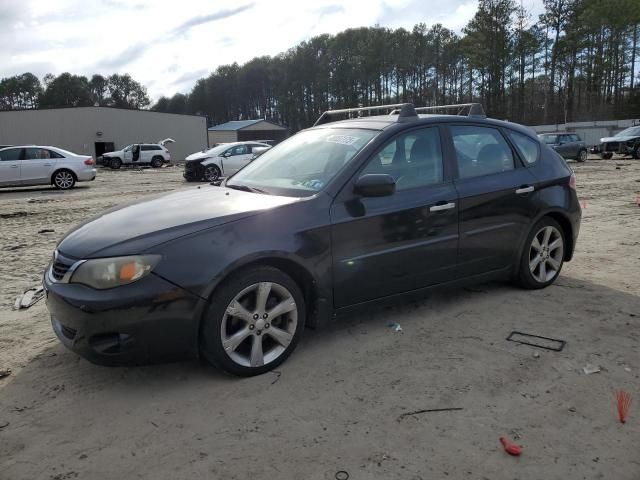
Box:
[183,141,271,182]
[0,146,96,190]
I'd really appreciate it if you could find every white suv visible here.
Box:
[0,146,96,190]
[101,138,174,169]
[183,141,271,182]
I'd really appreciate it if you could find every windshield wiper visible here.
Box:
[226,183,270,194]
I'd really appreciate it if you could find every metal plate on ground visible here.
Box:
[506,331,566,351]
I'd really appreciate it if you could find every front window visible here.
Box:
[227,128,378,197]
[615,126,640,137]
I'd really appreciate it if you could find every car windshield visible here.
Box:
[615,126,640,137]
[226,128,378,197]
[540,134,559,144]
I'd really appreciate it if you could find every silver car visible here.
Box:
[538,133,588,162]
[0,146,97,189]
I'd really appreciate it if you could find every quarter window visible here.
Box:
[507,130,540,165]
[451,126,514,179]
[361,127,443,190]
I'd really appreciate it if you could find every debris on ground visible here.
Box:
[615,390,632,423]
[38,229,55,234]
[335,471,349,480]
[0,369,11,379]
[397,407,463,421]
[13,286,45,310]
[499,437,522,456]
[506,331,566,351]
[387,321,403,333]
[533,352,540,358]
[0,421,9,430]
[583,363,601,375]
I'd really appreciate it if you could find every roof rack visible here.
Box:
[313,102,486,126]
[414,103,486,117]
[314,103,417,126]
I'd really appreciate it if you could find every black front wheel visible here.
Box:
[151,157,163,168]
[203,165,222,182]
[110,158,122,169]
[200,266,306,376]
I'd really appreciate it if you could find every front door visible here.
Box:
[449,124,538,277]
[0,147,23,186]
[20,147,58,185]
[331,126,459,308]
[223,144,253,174]
[131,144,141,163]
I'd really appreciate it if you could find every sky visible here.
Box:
[0,0,545,102]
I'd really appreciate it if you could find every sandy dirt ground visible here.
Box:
[0,159,639,480]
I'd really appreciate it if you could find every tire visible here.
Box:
[203,164,222,182]
[577,149,587,162]
[602,152,613,160]
[52,169,76,190]
[110,157,122,169]
[200,266,306,377]
[151,156,163,168]
[516,217,566,290]
[632,145,640,160]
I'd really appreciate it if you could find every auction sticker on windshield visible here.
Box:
[326,135,359,146]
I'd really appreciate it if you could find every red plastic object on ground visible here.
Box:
[499,437,522,456]
[615,390,632,423]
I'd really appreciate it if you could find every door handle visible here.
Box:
[43,163,52,166]
[516,185,534,194]
[10,164,18,168]
[429,202,456,212]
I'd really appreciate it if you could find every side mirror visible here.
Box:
[220,152,231,158]
[354,174,396,197]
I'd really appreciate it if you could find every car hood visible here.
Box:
[57,186,299,258]
[185,151,217,161]
[102,150,123,157]
[600,135,639,143]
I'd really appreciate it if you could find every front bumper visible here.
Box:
[43,267,202,365]
[183,161,205,181]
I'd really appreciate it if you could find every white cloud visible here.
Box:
[0,0,544,101]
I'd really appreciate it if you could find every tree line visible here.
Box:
[153,0,640,129]
[2,0,638,129]
[0,73,150,110]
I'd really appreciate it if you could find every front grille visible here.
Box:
[50,251,76,281]
[60,324,77,340]
[184,161,204,180]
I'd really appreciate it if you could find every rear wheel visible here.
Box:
[151,156,163,168]
[200,266,305,376]
[52,170,76,190]
[577,149,587,162]
[602,152,613,160]
[632,145,640,160]
[516,217,565,289]
[110,157,122,169]
[203,164,221,182]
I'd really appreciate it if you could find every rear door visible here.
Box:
[0,148,23,186]
[20,148,59,185]
[140,145,153,162]
[556,134,573,158]
[449,124,538,277]
[331,126,459,307]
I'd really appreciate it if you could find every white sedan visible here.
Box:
[0,146,97,190]
[183,141,271,182]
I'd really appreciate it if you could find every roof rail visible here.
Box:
[313,103,417,126]
[414,103,486,118]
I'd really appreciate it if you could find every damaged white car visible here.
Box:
[183,141,271,182]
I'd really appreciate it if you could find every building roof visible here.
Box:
[208,119,286,131]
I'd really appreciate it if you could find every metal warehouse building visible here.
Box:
[207,119,289,146]
[0,107,207,161]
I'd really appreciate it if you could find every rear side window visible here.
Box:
[362,127,443,190]
[0,148,22,161]
[507,131,539,165]
[451,126,514,179]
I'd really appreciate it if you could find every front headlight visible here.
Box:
[70,255,161,289]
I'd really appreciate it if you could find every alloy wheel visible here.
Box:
[54,171,74,189]
[204,165,221,182]
[579,150,587,162]
[528,226,564,283]
[220,282,297,368]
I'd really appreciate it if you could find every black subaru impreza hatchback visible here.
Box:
[44,103,581,376]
